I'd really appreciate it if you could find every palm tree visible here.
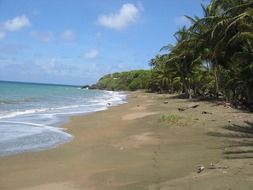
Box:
[149,0,253,105]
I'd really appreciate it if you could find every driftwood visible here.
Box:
[216,102,231,108]
[202,111,213,114]
[207,162,229,170]
[178,104,199,112]
[208,165,229,170]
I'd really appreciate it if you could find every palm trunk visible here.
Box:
[182,77,192,99]
[213,64,219,98]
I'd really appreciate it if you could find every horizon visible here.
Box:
[0,79,81,87]
[0,0,209,85]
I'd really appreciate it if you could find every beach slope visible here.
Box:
[1,92,253,190]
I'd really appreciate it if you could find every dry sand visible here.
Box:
[1,92,253,190]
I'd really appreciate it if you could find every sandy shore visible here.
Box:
[1,92,253,190]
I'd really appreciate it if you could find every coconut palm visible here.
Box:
[149,0,253,106]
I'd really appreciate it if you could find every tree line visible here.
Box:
[149,0,253,106]
[95,0,253,108]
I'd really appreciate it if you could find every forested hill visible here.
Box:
[95,70,151,91]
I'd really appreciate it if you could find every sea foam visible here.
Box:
[0,81,126,157]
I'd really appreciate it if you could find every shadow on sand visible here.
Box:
[207,121,253,159]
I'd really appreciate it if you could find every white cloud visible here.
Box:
[82,49,99,60]
[174,16,190,26]
[97,3,139,30]
[39,57,77,76]
[60,29,76,41]
[0,43,28,54]
[0,31,6,40]
[2,15,31,31]
[30,31,54,43]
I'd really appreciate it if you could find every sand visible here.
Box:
[1,92,253,190]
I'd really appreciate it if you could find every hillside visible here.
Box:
[95,70,151,91]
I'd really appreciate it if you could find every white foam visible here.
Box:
[0,121,72,137]
[0,90,127,157]
[0,108,48,119]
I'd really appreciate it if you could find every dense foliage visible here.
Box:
[149,0,253,106]
[95,70,151,91]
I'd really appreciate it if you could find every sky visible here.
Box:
[0,0,209,85]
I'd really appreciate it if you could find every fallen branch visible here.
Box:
[178,104,199,112]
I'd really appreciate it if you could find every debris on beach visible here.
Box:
[202,111,213,115]
[197,165,205,173]
[178,104,199,111]
[207,162,229,170]
[216,102,231,108]
[163,101,169,104]
[189,104,199,109]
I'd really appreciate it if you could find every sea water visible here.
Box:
[0,81,126,157]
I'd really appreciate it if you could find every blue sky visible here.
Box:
[0,0,209,85]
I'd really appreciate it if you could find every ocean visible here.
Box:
[0,81,127,157]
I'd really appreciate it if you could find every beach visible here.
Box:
[1,91,253,190]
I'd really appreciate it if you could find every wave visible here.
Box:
[0,120,71,135]
[0,92,126,120]
[0,103,103,120]
[0,90,127,157]
[0,120,73,157]
[0,97,40,105]
[0,109,48,119]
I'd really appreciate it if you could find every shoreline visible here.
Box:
[0,89,127,158]
[1,91,253,190]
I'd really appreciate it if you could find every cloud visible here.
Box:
[0,31,6,40]
[0,43,28,54]
[1,15,31,31]
[0,57,78,82]
[81,49,99,60]
[174,16,190,26]
[41,58,60,74]
[60,29,76,41]
[30,31,54,42]
[38,57,77,76]
[97,3,139,30]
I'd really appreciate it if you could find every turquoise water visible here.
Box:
[0,81,126,156]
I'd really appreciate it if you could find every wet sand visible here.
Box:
[1,92,253,190]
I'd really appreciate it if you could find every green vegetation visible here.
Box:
[159,113,182,123]
[150,0,253,107]
[159,113,194,126]
[95,70,151,91]
[95,0,253,108]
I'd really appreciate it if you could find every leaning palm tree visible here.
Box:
[163,26,203,98]
[198,0,253,98]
